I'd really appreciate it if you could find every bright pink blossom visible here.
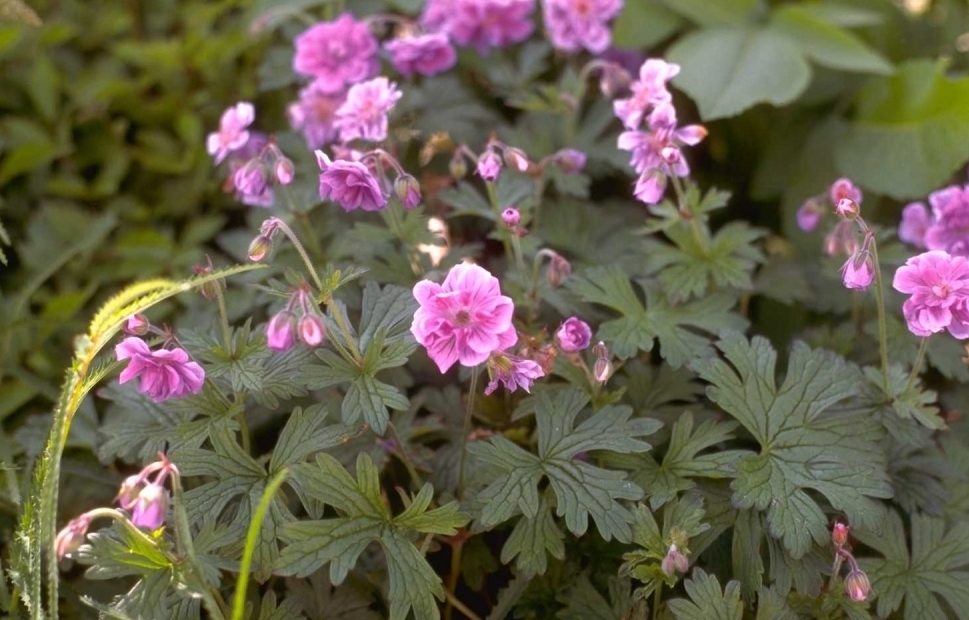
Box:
[484,354,544,395]
[335,77,403,143]
[315,150,387,212]
[477,149,502,181]
[293,13,379,92]
[841,250,875,290]
[829,177,862,206]
[899,202,931,248]
[925,185,969,256]
[288,82,344,149]
[542,0,622,54]
[893,250,969,338]
[266,312,297,351]
[447,0,536,55]
[411,262,517,373]
[385,33,457,77]
[206,102,255,164]
[556,317,592,352]
[115,337,205,402]
[613,59,679,130]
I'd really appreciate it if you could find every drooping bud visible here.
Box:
[266,311,297,351]
[796,198,823,232]
[274,157,295,185]
[661,544,689,576]
[449,151,468,179]
[592,341,612,384]
[124,314,150,336]
[503,147,530,172]
[130,483,170,530]
[501,207,521,228]
[298,313,326,347]
[836,198,860,219]
[552,148,586,175]
[841,250,875,291]
[233,159,269,196]
[548,252,572,287]
[55,514,92,559]
[476,149,502,182]
[248,234,273,262]
[844,569,871,602]
[598,61,631,98]
[832,522,849,547]
[192,260,223,300]
[394,174,422,209]
[824,220,858,257]
[556,317,592,353]
[117,474,144,510]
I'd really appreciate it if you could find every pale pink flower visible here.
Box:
[288,82,345,149]
[829,177,862,206]
[893,250,969,338]
[925,185,969,256]
[613,59,679,130]
[335,77,403,143]
[477,149,502,181]
[315,150,387,212]
[556,317,592,352]
[484,354,544,395]
[55,514,92,559]
[542,0,622,54]
[448,0,536,55]
[899,202,931,248]
[385,33,457,77]
[130,483,169,530]
[293,13,379,92]
[206,102,255,164]
[411,262,517,372]
[115,337,205,402]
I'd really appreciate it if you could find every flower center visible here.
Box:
[932,283,952,299]
[454,309,471,326]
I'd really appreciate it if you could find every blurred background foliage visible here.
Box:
[3,0,969,614]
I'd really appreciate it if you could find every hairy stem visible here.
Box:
[868,235,891,391]
[273,219,325,293]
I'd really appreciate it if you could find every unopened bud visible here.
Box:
[248,234,273,262]
[125,314,150,336]
[841,250,875,291]
[552,148,586,175]
[836,198,859,219]
[796,199,823,232]
[598,62,631,98]
[593,356,612,384]
[449,152,468,179]
[266,311,297,352]
[233,159,269,196]
[274,157,295,185]
[661,544,689,576]
[193,262,223,300]
[844,569,871,602]
[130,483,169,530]
[501,207,521,227]
[55,514,92,560]
[117,474,144,510]
[394,174,422,209]
[832,522,849,547]
[298,313,326,347]
[477,149,502,182]
[548,253,572,287]
[503,147,530,172]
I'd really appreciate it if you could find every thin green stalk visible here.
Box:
[214,286,233,355]
[905,337,930,393]
[388,422,422,490]
[231,468,288,620]
[868,237,891,391]
[456,367,479,499]
[280,184,323,260]
[442,589,483,620]
[325,299,363,364]
[383,203,422,277]
[273,219,325,293]
[651,583,662,620]
[485,182,514,261]
[171,470,226,620]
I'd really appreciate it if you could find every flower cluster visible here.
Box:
[898,184,969,255]
[422,0,536,55]
[265,283,327,351]
[542,0,622,54]
[829,521,872,603]
[115,334,204,403]
[613,59,706,204]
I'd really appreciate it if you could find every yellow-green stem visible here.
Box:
[214,286,233,355]
[388,422,422,490]
[171,470,226,620]
[485,182,514,261]
[456,367,479,499]
[904,337,930,393]
[442,588,483,620]
[273,219,325,293]
[868,237,891,391]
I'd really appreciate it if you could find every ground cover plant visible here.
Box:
[3,0,969,619]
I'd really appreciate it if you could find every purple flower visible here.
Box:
[115,337,205,402]
[796,199,822,232]
[288,82,345,149]
[613,59,679,130]
[551,148,586,174]
[233,160,269,196]
[266,312,297,351]
[394,174,422,208]
[556,317,592,352]
[899,202,931,248]
[477,149,502,181]
[925,185,969,256]
[448,0,536,55]
[335,77,403,143]
[130,483,169,530]
[542,0,622,54]
[841,250,875,290]
[206,102,255,164]
[484,354,544,395]
[411,262,518,373]
[893,250,969,338]
[420,0,455,33]
[385,33,457,77]
[293,13,379,93]
[315,150,387,212]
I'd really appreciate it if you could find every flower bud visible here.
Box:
[233,159,269,196]
[274,157,295,185]
[248,234,273,262]
[298,313,326,347]
[552,148,586,175]
[796,199,822,232]
[124,314,150,336]
[193,262,223,300]
[593,356,612,384]
[476,150,502,182]
[266,311,297,351]
[449,152,467,179]
[548,253,572,287]
[841,250,875,291]
[501,207,521,227]
[598,62,631,98]
[836,198,860,219]
[844,569,871,602]
[394,174,422,209]
[661,544,689,576]
[832,522,849,547]
[55,514,92,559]
[556,317,592,353]
[830,177,862,206]
[503,147,530,172]
[130,483,170,530]
[117,474,144,509]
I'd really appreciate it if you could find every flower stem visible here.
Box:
[388,422,422,490]
[214,286,233,355]
[281,184,323,260]
[383,202,422,277]
[442,589,483,620]
[456,367,479,499]
[651,583,663,620]
[905,337,929,393]
[485,181,514,262]
[867,234,891,391]
[273,219,325,293]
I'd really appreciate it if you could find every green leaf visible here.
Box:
[770,6,892,75]
[654,0,756,27]
[557,574,633,620]
[668,27,811,120]
[856,510,969,620]
[77,524,171,580]
[690,333,892,557]
[269,404,364,474]
[255,591,306,620]
[612,0,685,49]
[793,2,884,27]
[668,569,743,620]
[285,570,379,620]
[568,266,747,366]
[469,389,659,544]
[499,497,565,578]
[836,60,969,198]
[278,454,469,620]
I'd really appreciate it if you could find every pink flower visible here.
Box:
[448,0,536,55]
[420,0,455,33]
[298,314,326,346]
[796,199,822,232]
[293,13,379,93]
[899,202,931,248]
[115,337,205,402]
[55,514,92,559]
[484,354,544,395]
[288,82,345,149]
[315,150,387,212]
[829,177,862,206]
[266,312,297,351]
[334,77,403,143]
[501,207,521,227]
[551,148,586,174]
[613,59,679,130]
[893,250,969,338]
[542,0,622,54]
[411,262,517,372]
[925,185,969,256]
[556,317,592,352]
[130,483,169,530]
[841,250,875,290]
[206,102,255,164]
[477,149,502,181]
[385,33,457,77]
